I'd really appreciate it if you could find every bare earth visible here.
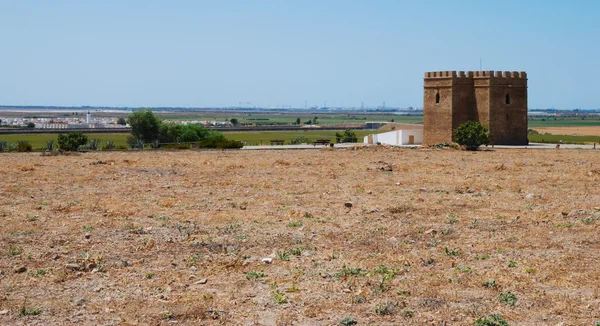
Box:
[1,148,600,325]
[534,126,600,136]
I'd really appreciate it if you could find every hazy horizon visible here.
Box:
[1,1,598,109]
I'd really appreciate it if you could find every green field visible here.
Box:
[527,133,600,144]
[527,117,600,127]
[0,134,129,149]
[0,130,377,148]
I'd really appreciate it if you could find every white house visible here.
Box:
[364,129,423,145]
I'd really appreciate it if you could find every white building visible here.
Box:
[364,129,423,145]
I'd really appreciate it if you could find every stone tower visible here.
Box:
[423,71,528,146]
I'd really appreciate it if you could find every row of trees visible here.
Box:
[127,109,242,148]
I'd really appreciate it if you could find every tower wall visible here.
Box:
[423,70,528,146]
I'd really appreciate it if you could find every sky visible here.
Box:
[0,1,598,109]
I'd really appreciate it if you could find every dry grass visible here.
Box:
[1,147,599,325]
[534,126,600,136]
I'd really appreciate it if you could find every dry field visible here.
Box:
[534,126,600,136]
[1,147,600,325]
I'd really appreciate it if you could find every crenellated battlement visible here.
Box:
[424,71,526,79]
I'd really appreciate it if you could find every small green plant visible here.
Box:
[374,301,396,315]
[401,309,415,317]
[397,290,411,296]
[556,222,575,228]
[303,212,314,218]
[188,252,203,266]
[162,311,173,320]
[444,247,460,256]
[17,140,32,152]
[475,314,509,326]
[44,140,56,151]
[498,290,517,306]
[32,269,46,276]
[287,220,303,227]
[339,316,358,325]
[508,260,517,268]
[86,138,101,150]
[272,289,287,304]
[145,272,154,279]
[104,140,116,150]
[8,245,23,256]
[483,279,498,288]
[474,254,490,260]
[0,140,10,152]
[246,271,265,280]
[456,266,472,273]
[290,247,303,256]
[19,307,42,316]
[335,266,365,278]
[581,216,596,224]
[276,251,291,261]
[82,225,94,231]
[525,267,536,274]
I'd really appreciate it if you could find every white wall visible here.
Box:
[363,129,423,145]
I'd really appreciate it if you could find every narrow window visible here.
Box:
[505,94,510,104]
[435,92,440,104]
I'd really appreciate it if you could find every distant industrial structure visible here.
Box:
[423,70,528,146]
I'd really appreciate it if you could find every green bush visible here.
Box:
[44,140,56,151]
[57,132,89,151]
[163,143,191,150]
[103,140,116,150]
[197,138,243,149]
[453,121,489,150]
[335,129,358,143]
[17,140,32,152]
[158,123,222,143]
[290,136,310,145]
[0,140,10,152]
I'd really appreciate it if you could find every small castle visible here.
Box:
[423,70,528,146]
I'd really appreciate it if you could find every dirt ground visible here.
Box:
[534,126,600,136]
[1,147,599,325]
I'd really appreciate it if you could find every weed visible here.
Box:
[246,271,265,280]
[161,311,173,320]
[498,290,517,306]
[145,272,154,279]
[339,316,358,325]
[401,309,415,317]
[525,267,536,273]
[303,212,313,218]
[243,254,251,259]
[272,289,287,304]
[19,308,42,317]
[446,217,458,225]
[374,301,397,315]
[581,217,596,224]
[287,220,303,227]
[335,266,365,278]
[444,247,460,256]
[8,245,23,256]
[556,222,575,228]
[508,260,517,268]
[427,240,440,247]
[441,228,452,235]
[483,279,498,289]
[353,295,366,303]
[290,247,303,256]
[475,314,509,326]
[276,251,291,261]
[474,254,490,260]
[156,215,169,221]
[82,225,94,231]
[30,269,46,277]
[188,252,203,266]
[397,290,411,296]
[9,230,35,237]
[455,266,472,273]
[27,215,38,222]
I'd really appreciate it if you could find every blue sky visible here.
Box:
[0,1,598,109]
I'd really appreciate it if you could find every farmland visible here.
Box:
[1,148,599,324]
